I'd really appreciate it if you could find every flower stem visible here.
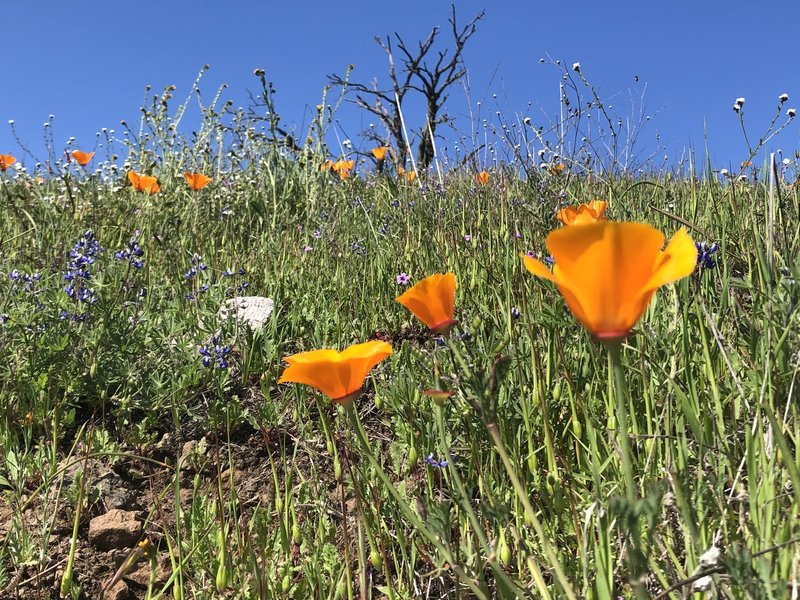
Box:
[433,405,523,596]
[606,341,636,501]
[345,403,487,599]
[483,423,577,600]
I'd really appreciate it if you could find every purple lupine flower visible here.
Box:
[424,453,453,469]
[695,242,719,270]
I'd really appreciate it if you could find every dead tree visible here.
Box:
[329,5,483,171]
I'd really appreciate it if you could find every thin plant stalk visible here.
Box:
[605,341,636,501]
[483,423,577,600]
[344,402,488,600]
[433,403,523,597]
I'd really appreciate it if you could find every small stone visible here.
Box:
[218,296,274,332]
[96,473,139,510]
[88,509,142,550]
[125,553,172,587]
[104,580,134,600]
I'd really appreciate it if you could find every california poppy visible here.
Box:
[183,172,212,191]
[372,147,388,161]
[71,150,95,167]
[127,171,160,194]
[396,272,457,334]
[0,154,16,171]
[476,171,489,185]
[548,163,565,175]
[521,221,696,341]
[556,200,608,226]
[278,340,393,405]
[331,160,355,180]
[397,167,417,182]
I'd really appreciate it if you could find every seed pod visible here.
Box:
[370,549,382,569]
[215,562,228,592]
[292,522,301,543]
[498,529,511,566]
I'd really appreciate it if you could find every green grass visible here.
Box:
[0,93,799,599]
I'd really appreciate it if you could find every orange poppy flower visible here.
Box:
[556,200,608,226]
[548,163,565,175]
[397,167,417,182]
[127,171,160,194]
[396,272,457,334]
[0,154,16,171]
[521,221,696,341]
[71,150,95,166]
[183,172,212,191]
[278,340,393,405]
[331,160,355,180]
[476,171,489,185]
[372,146,388,161]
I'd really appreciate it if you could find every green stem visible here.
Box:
[345,403,487,600]
[607,342,650,600]
[434,405,523,597]
[483,423,577,600]
[607,342,636,501]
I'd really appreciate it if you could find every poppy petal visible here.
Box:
[521,254,556,283]
[642,227,697,292]
[396,273,455,331]
[279,341,392,402]
[544,222,671,336]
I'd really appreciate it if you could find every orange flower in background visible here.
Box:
[521,221,696,341]
[372,146,388,161]
[548,163,565,175]
[278,340,393,405]
[556,200,608,226]
[476,171,489,185]
[71,150,95,166]
[396,272,457,334]
[127,171,160,194]
[397,167,417,182]
[0,154,16,171]
[331,159,355,180]
[183,172,212,191]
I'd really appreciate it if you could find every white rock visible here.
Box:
[218,296,274,332]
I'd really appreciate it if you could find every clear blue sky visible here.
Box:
[3,1,798,173]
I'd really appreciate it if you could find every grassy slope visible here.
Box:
[0,157,798,598]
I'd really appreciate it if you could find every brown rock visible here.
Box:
[125,553,172,588]
[88,509,142,551]
[104,579,134,600]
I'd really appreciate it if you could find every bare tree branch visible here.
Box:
[328,5,483,171]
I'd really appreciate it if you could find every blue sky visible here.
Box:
[2,1,798,172]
